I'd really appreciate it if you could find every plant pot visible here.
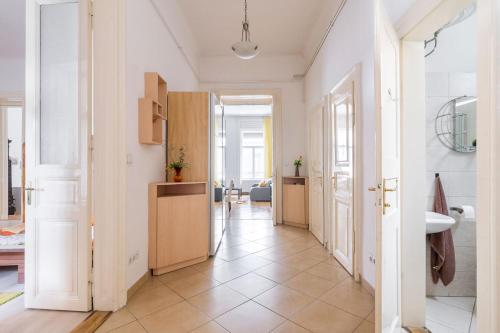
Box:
[295,165,300,177]
[173,167,183,182]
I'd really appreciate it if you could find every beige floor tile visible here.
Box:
[280,253,324,271]
[126,284,183,318]
[354,320,375,333]
[139,301,210,333]
[216,246,252,261]
[204,261,250,283]
[283,271,336,298]
[254,285,315,318]
[190,321,229,333]
[321,256,343,266]
[271,320,311,333]
[254,262,301,283]
[224,272,277,298]
[306,262,350,284]
[254,247,296,261]
[187,285,248,318]
[96,308,136,332]
[231,241,269,253]
[108,321,147,333]
[320,279,375,318]
[158,267,199,284]
[164,272,220,298]
[231,254,272,271]
[298,246,330,260]
[191,258,228,275]
[215,300,285,333]
[291,300,364,333]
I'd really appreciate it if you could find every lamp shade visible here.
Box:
[231,41,259,60]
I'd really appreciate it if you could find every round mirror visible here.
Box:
[435,96,477,153]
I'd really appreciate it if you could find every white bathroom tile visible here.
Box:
[426,97,451,121]
[433,297,475,312]
[427,271,476,297]
[449,73,476,97]
[426,146,476,172]
[426,319,459,333]
[426,298,473,332]
[454,246,476,272]
[426,72,449,97]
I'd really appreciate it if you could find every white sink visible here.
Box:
[426,211,456,234]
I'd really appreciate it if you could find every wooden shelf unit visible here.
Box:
[149,182,209,275]
[282,176,309,228]
[139,72,167,145]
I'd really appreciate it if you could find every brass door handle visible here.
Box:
[382,178,398,214]
[368,187,377,192]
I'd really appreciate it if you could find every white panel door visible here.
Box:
[376,3,401,332]
[210,94,225,255]
[25,0,91,311]
[330,81,355,275]
[308,104,324,243]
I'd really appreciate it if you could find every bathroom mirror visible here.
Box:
[435,96,477,153]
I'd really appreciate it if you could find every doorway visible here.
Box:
[210,92,280,255]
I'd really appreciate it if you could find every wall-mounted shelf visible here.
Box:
[139,72,167,145]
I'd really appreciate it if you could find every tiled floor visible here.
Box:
[425,296,476,333]
[98,204,374,333]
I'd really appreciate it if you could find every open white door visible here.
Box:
[329,78,356,275]
[210,94,226,255]
[375,2,401,332]
[25,0,91,311]
[308,103,324,244]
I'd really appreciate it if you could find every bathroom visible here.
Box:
[423,3,477,332]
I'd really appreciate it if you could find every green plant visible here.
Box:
[293,156,303,167]
[167,146,189,170]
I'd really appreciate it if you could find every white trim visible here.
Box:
[92,0,127,311]
[476,0,498,331]
[213,89,283,226]
[0,109,8,220]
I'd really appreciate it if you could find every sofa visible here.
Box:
[249,181,272,202]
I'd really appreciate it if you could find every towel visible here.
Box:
[429,176,456,285]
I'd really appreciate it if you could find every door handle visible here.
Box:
[24,182,41,206]
[382,178,398,215]
[368,187,377,192]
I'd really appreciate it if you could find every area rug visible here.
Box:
[0,291,23,305]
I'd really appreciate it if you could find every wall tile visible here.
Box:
[449,72,477,97]
[426,72,449,97]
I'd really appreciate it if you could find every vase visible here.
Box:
[173,167,183,182]
[295,165,300,177]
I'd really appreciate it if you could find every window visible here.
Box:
[240,131,264,179]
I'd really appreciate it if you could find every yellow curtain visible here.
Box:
[263,116,273,178]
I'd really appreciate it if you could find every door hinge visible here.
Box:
[89,1,94,29]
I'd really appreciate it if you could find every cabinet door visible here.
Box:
[283,185,305,224]
[157,194,208,267]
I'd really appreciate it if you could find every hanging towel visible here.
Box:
[429,176,456,285]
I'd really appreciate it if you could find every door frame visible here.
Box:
[211,89,283,226]
[325,64,362,281]
[389,0,497,330]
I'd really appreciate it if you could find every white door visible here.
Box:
[375,3,401,332]
[329,80,355,275]
[210,94,225,255]
[25,0,91,311]
[308,104,324,243]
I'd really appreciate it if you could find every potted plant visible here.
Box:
[293,156,303,177]
[167,146,189,182]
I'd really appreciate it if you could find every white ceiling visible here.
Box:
[177,0,329,57]
[0,0,25,59]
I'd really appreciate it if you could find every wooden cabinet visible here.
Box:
[282,177,309,227]
[139,72,167,145]
[149,182,209,275]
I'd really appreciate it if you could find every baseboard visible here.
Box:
[360,275,375,296]
[127,270,151,300]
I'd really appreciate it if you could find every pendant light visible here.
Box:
[231,0,259,60]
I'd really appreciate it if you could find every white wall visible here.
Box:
[200,55,307,178]
[125,0,199,288]
[304,0,376,286]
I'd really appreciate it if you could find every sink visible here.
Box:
[426,211,456,234]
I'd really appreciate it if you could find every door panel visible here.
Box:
[376,4,402,332]
[330,87,355,275]
[308,104,324,243]
[25,0,91,311]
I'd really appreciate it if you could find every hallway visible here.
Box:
[97,218,374,333]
